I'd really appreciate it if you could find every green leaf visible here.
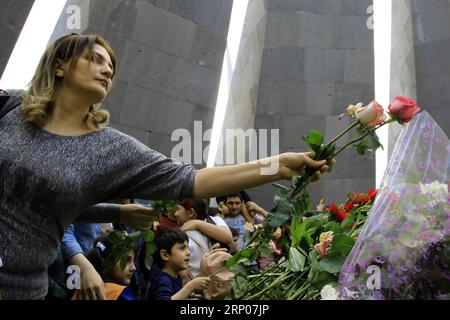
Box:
[310,271,337,290]
[258,243,273,257]
[305,214,328,236]
[290,215,303,248]
[368,130,383,151]
[340,216,354,230]
[288,247,306,272]
[229,264,246,275]
[330,234,355,256]
[317,252,347,274]
[272,196,296,216]
[302,129,324,148]
[144,254,153,270]
[119,257,127,271]
[354,140,369,155]
[145,230,154,242]
[145,242,157,255]
[323,221,341,234]
[268,196,295,227]
[107,231,122,244]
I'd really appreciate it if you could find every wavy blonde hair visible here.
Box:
[22,34,117,131]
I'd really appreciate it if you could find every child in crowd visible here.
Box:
[175,199,232,278]
[71,230,138,300]
[148,228,210,300]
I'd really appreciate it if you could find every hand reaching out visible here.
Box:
[119,204,159,230]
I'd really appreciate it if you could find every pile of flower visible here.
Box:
[227,97,422,300]
[227,189,377,300]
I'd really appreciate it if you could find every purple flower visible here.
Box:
[417,162,425,169]
[435,290,447,299]
[387,264,394,272]
[436,160,443,167]
[374,256,386,265]
[400,265,409,272]
[435,137,442,144]
[443,272,450,280]
[427,122,434,129]
[388,273,396,279]
[413,265,422,273]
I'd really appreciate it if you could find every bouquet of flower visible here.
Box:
[338,111,450,300]
[227,96,424,300]
[228,189,376,300]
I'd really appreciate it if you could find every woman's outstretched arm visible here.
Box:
[193,153,329,199]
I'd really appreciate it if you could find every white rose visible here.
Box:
[320,284,338,300]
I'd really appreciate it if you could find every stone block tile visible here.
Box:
[339,0,373,16]
[343,49,374,83]
[143,0,171,10]
[172,60,221,107]
[118,40,220,107]
[412,0,450,45]
[333,82,374,115]
[133,1,196,59]
[86,0,136,39]
[268,0,309,13]
[324,114,353,143]
[188,25,227,73]
[303,12,334,49]
[427,107,450,137]
[331,15,373,50]
[264,11,304,48]
[119,85,202,134]
[306,82,335,115]
[256,81,307,115]
[170,0,233,37]
[261,47,306,82]
[414,43,440,79]
[304,48,346,82]
[117,39,178,85]
[416,74,450,109]
[103,80,128,123]
[279,115,328,150]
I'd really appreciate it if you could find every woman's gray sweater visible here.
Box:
[0,107,196,299]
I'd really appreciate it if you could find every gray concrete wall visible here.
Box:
[0,0,35,77]
[50,0,233,168]
[248,0,376,209]
[411,0,450,137]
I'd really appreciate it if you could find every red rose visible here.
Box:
[388,96,421,124]
[335,209,348,222]
[344,201,355,212]
[362,188,377,203]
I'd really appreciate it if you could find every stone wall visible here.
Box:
[249,0,375,209]
[412,0,450,137]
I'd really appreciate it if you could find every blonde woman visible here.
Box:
[0,33,331,299]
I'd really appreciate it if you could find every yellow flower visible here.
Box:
[346,102,363,117]
[245,222,255,233]
[319,231,334,243]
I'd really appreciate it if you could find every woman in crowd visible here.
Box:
[0,33,331,299]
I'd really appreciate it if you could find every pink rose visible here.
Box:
[388,96,421,124]
[355,100,386,127]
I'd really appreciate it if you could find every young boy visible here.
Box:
[148,228,210,300]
